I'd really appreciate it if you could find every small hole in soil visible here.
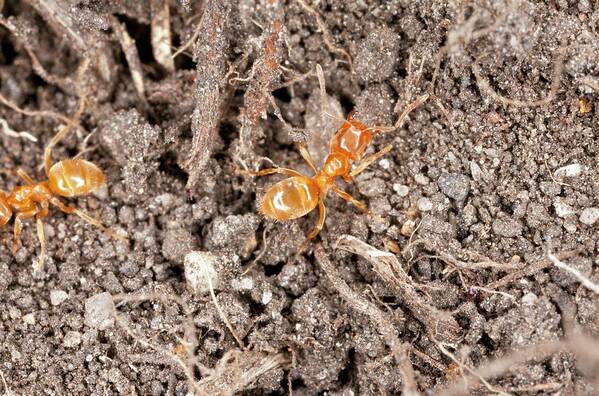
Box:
[339,94,354,115]
[158,150,188,184]
[114,14,154,65]
[291,377,305,390]
[219,121,238,147]
[478,332,497,351]
[264,261,285,276]
[0,33,17,64]
[273,87,292,103]
[107,345,118,359]
[337,348,356,385]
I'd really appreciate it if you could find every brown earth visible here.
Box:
[0,0,598,395]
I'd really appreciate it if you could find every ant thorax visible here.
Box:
[321,152,350,177]
[8,183,52,211]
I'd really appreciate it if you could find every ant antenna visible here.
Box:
[369,93,430,135]
[316,64,350,126]
[43,97,87,176]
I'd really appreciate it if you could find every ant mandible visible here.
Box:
[0,100,128,270]
[243,65,429,252]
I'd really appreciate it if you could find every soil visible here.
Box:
[0,0,598,395]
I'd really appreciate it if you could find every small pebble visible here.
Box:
[84,292,115,330]
[261,289,273,305]
[554,163,582,178]
[240,277,254,290]
[393,184,409,197]
[50,290,69,306]
[470,161,483,182]
[414,174,430,185]
[417,197,433,212]
[22,313,35,325]
[579,208,599,225]
[438,173,471,202]
[400,219,416,236]
[184,251,219,294]
[63,331,82,348]
[521,292,537,305]
[357,177,386,198]
[553,198,575,218]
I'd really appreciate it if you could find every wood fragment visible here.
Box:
[23,0,114,81]
[335,235,462,344]
[314,245,420,395]
[151,0,176,73]
[183,0,231,189]
[485,247,586,290]
[111,17,149,110]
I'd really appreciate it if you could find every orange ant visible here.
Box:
[242,65,429,252]
[0,101,128,270]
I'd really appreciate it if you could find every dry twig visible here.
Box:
[151,0,175,73]
[183,0,232,189]
[314,245,419,396]
[0,118,37,142]
[335,235,461,344]
[548,252,599,295]
[111,16,149,110]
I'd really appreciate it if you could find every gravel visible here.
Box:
[437,173,471,202]
[84,292,116,331]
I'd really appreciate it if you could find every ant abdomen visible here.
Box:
[259,176,319,221]
[0,193,11,226]
[48,159,106,197]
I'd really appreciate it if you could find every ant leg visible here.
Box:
[50,198,129,246]
[349,144,393,179]
[12,216,23,256]
[34,218,46,271]
[297,197,326,254]
[16,168,35,185]
[371,94,430,134]
[238,167,304,178]
[331,185,384,222]
[12,210,35,255]
[296,143,318,174]
[33,202,49,270]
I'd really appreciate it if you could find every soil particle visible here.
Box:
[84,292,115,331]
[437,173,471,202]
[579,207,599,225]
[492,214,524,238]
[354,27,401,84]
[161,227,195,265]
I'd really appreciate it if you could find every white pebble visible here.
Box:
[22,313,35,325]
[521,292,537,305]
[261,289,273,305]
[240,277,254,290]
[554,163,582,178]
[184,251,219,295]
[84,292,115,330]
[417,197,433,212]
[553,198,575,218]
[63,331,82,348]
[393,184,409,197]
[378,158,390,169]
[579,208,599,225]
[414,173,430,185]
[50,290,69,306]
